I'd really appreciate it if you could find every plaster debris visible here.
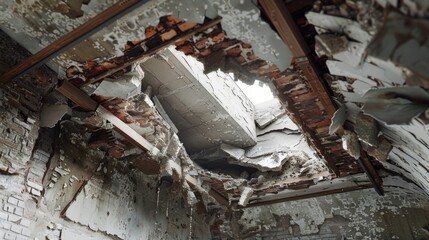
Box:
[92,65,143,99]
[256,114,299,136]
[355,112,379,146]
[367,136,392,161]
[238,187,253,207]
[254,99,285,129]
[362,87,429,125]
[315,34,348,57]
[141,47,256,153]
[329,104,347,135]
[342,130,361,159]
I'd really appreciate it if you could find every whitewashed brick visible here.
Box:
[8,214,21,222]
[10,224,22,234]
[14,208,23,217]
[30,188,41,197]
[7,197,18,206]
[17,201,24,209]
[3,205,15,213]
[19,219,30,227]
[4,232,16,240]
[21,228,31,237]
[0,212,8,220]
[0,220,11,230]
[27,181,43,191]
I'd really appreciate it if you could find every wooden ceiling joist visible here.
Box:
[0,0,150,85]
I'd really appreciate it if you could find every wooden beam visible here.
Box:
[295,57,337,117]
[0,63,9,74]
[0,0,150,85]
[56,80,160,156]
[259,0,310,57]
[96,106,160,156]
[243,183,372,208]
[358,150,384,196]
[260,0,341,177]
[259,0,336,117]
[56,80,98,111]
[82,16,223,87]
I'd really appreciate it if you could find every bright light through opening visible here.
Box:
[235,79,275,105]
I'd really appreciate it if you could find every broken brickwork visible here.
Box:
[64,14,363,177]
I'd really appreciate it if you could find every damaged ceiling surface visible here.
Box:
[1,0,429,239]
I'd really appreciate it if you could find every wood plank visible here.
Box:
[259,0,310,57]
[244,184,372,208]
[56,80,98,111]
[0,0,150,85]
[96,106,160,156]
[56,80,159,156]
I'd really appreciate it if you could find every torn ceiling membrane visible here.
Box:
[307,1,429,195]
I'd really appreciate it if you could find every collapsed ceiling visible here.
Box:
[0,0,429,239]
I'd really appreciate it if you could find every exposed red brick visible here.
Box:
[226,46,241,57]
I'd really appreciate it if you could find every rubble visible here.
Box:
[315,34,348,57]
[342,130,361,159]
[362,87,429,125]
[355,112,379,146]
[91,65,143,99]
[329,104,347,135]
[367,136,393,161]
[238,187,253,207]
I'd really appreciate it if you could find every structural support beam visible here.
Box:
[243,183,372,208]
[56,80,160,156]
[82,16,223,86]
[260,0,310,57]
[358,150,384,196]
[0,0,150,85]
[96,106,161,156]
[260,0,383,192]
[56,80,98,111]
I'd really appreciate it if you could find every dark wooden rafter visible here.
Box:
[0,0,150,85]
[259,0,384,194]
[358,150,384,195]
[243,183,373,208]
